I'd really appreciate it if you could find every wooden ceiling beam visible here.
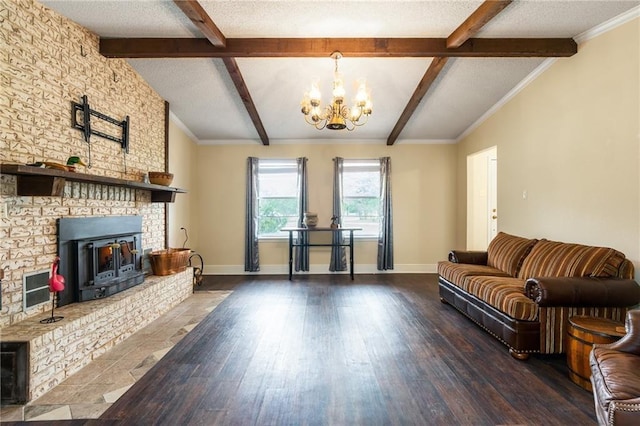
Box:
[386,57,448,146]
[447,1,513,48]
[387,0,514,145]
[100,37,577,58]
[173,0,268,145]
[222,57,269,146]
[173,0,226,47]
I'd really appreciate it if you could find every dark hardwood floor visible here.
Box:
[95,274,595,425]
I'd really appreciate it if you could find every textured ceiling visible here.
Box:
[40,0,640,144]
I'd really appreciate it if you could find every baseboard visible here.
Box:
[203,263,437,275]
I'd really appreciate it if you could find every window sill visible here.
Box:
[258,236,289,241]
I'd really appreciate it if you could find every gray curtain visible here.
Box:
[295,157,309,271]
[244,157,260,272]
[377,157,394,270]
[329,157,347,271]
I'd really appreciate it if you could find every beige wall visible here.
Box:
[456,18,640,274]
[192,143,457,274]
[168,120,199,250]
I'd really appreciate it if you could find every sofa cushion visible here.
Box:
[518,240,627,279]
[464,275,539,321]
[572,246,626,278]
[591,347,640,410]
[486,232,538,277]
[438,261,509,288]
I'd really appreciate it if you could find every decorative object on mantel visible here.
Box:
[43,161,68,171]
[330,216,340,229]
[40,257,65,324]
[300,51,372,131]
[24,158,87,172]
[148,171,174,186]
[66,156,87,172]
[304,211,318,227]
[71,95,130,171]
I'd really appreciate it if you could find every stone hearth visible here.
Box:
[0,270,192,403]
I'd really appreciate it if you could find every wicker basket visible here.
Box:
[149,248,190,276]
[148,171,174,186]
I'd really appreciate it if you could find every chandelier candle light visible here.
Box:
[301,51,372,131]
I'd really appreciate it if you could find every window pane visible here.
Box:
[343,197,380,217]
[342,160,381,237]
[343,171,380,197]
[259,174,297,197]
[257,160,298,238]
[259,198,298,216]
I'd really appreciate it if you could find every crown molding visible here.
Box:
[169,111,200,144]
[197,138,455,145]
[457,7,639,143]
[574,5,640,45]
[456,57,556,142]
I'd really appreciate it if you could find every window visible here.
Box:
[341,159,381,237]
[257,159,299,238]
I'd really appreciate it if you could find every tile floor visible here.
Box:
[0,289,232,422]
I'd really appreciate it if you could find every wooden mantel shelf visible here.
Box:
[1,164,186,203]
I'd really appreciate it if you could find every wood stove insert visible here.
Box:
[57,216,145,307]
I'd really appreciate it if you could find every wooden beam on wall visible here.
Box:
[164,100,170,248]
[386,57,449,146]
[100,37,577,58]
[222,58,269,145]
[447,1,513,48]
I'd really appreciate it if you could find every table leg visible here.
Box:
[349,230,354,280]
[288,231,293,280]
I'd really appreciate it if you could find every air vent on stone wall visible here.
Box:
[23,270,50,310]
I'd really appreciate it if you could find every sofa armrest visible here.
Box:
[524,277,640,307]
[595,310,640,355]
[448,250,488,265]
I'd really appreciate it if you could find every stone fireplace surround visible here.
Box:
[0,177,186,404]
[1,0,185,404]
[0,175,190,404]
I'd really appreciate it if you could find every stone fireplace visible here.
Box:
[57,216,145,306]
[0,0,194,405]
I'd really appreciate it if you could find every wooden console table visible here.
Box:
[281,227,361,280]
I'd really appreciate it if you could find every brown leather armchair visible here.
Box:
[590,309,640,425]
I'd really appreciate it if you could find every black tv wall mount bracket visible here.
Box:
[71,95,130,169]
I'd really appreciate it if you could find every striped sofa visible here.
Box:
[438,232,640,360]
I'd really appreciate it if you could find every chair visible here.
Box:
[590,309,640,425]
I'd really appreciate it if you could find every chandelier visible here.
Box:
[300,51,372,131]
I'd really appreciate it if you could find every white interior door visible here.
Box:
[487,154,498,244]
[467,146,497,250]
